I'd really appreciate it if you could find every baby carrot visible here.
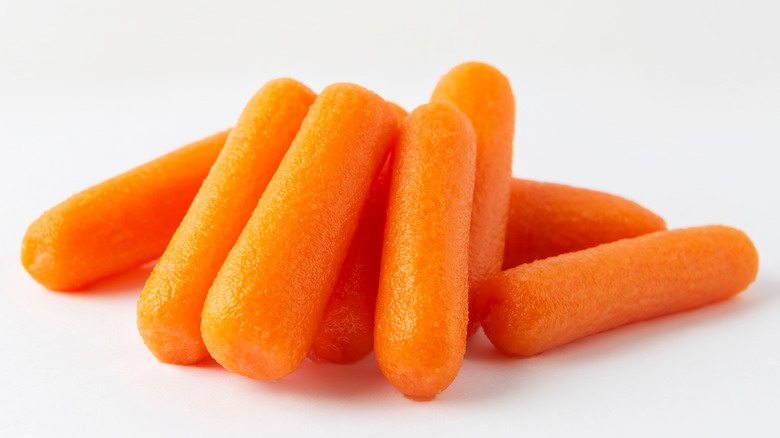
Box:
[375,102,476,400]
[431,61,515,335]
[137,79,315,365]
[21,130,229,291]
[311,105,407,364]
[313,176,664,362]
[477,225,759,357]
[388,102,409,122]
[201,83,398,380]
[310,164,391,363]
[503,178,667,269]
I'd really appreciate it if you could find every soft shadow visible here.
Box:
[254,353,397,402]
[187,355,225,370]
[255,335,531,403]
[80,261,156,297]
[138,276,780,403]
[464,328,511,362]
[240,332,528,404]
[495,274,779,363]
[442,275,780,403]
[435,329,533,403]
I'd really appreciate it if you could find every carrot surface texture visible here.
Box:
[478,225,759,357]
[503,178,667,268]
[431,62,515,335]
[201,83,398,380]
[388,102,409,123]
[310,165,391,363]
[21,130,229,291]
[312,176,664,362]
[375,102,476,400]
[137,79,315,365]
[311,105,407,364]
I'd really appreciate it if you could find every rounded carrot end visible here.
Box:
[200,269,311,381]
[375,101,474,398]
[139,331,209,365]
[375,351,463,400]
[201,317,302,381]
[431,61,512,99]
[649,212,668,232]
[136,80,316,369]
[711,225,760,293]
[430,61,515,336]
[21,216,80,292]
[478,225,761,358]
[430,61,515,145]
[22,130,230,292]
[21,221,52,287]
[476,271,549,357]
[201,82,397,380]
[136,302,210,365]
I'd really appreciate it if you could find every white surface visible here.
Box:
[2,1,779,436]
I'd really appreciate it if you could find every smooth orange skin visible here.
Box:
[431,62,515,335]
[503,178,667,269]
[310,104,407,364]
[21,130,229,291]
[201,83,398,380]
[478,225,759,357]
[375,102,476,400]
[137,79,315,365]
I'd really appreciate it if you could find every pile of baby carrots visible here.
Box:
[21,62,759,401]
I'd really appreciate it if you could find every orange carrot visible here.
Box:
[311,105,407,364]
[309,164,391,363]
[313,175,664,361]
[388,102,409,123]
[201,83,398,380]
[478,225,759,357]
[21,100,402,288]
[504,178,667,269]
[375,102,476,400]
[431,62,515,335]
[21,130,229,291]
[137,79,315,365]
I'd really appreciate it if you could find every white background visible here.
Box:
[1,1,779,436]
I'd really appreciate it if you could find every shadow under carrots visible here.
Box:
[187,355,225,370]
[468,274,779,365]
[183,275,780,403]
[255,353,398,402]
[47,263,779,403]
[80,261,157,297]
